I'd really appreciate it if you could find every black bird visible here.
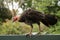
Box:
[13,9,57,36]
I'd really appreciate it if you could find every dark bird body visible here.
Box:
[19,9,57,27]
[13,9,57,36]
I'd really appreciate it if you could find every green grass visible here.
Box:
[0,20,60,35]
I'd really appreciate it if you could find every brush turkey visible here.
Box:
[13,9,57,36]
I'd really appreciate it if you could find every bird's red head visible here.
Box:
[13,16,20,22]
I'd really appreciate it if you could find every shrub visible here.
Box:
[0,7,12,22]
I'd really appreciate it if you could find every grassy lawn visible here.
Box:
[0,20,60,35]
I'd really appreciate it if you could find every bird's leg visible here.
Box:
[37,22,43,34]
[29,24,33,36]
[26,24,33,37]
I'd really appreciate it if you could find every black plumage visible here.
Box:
[19,9,57,27]
[14,9,57,36]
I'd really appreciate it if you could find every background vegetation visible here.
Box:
[0,0,60,35]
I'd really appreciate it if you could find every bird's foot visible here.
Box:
[26,34,32,37]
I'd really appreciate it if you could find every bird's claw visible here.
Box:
[26,34,32,37]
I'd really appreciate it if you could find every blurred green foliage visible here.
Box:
[0,7,12,22]
[0,21,31,35]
